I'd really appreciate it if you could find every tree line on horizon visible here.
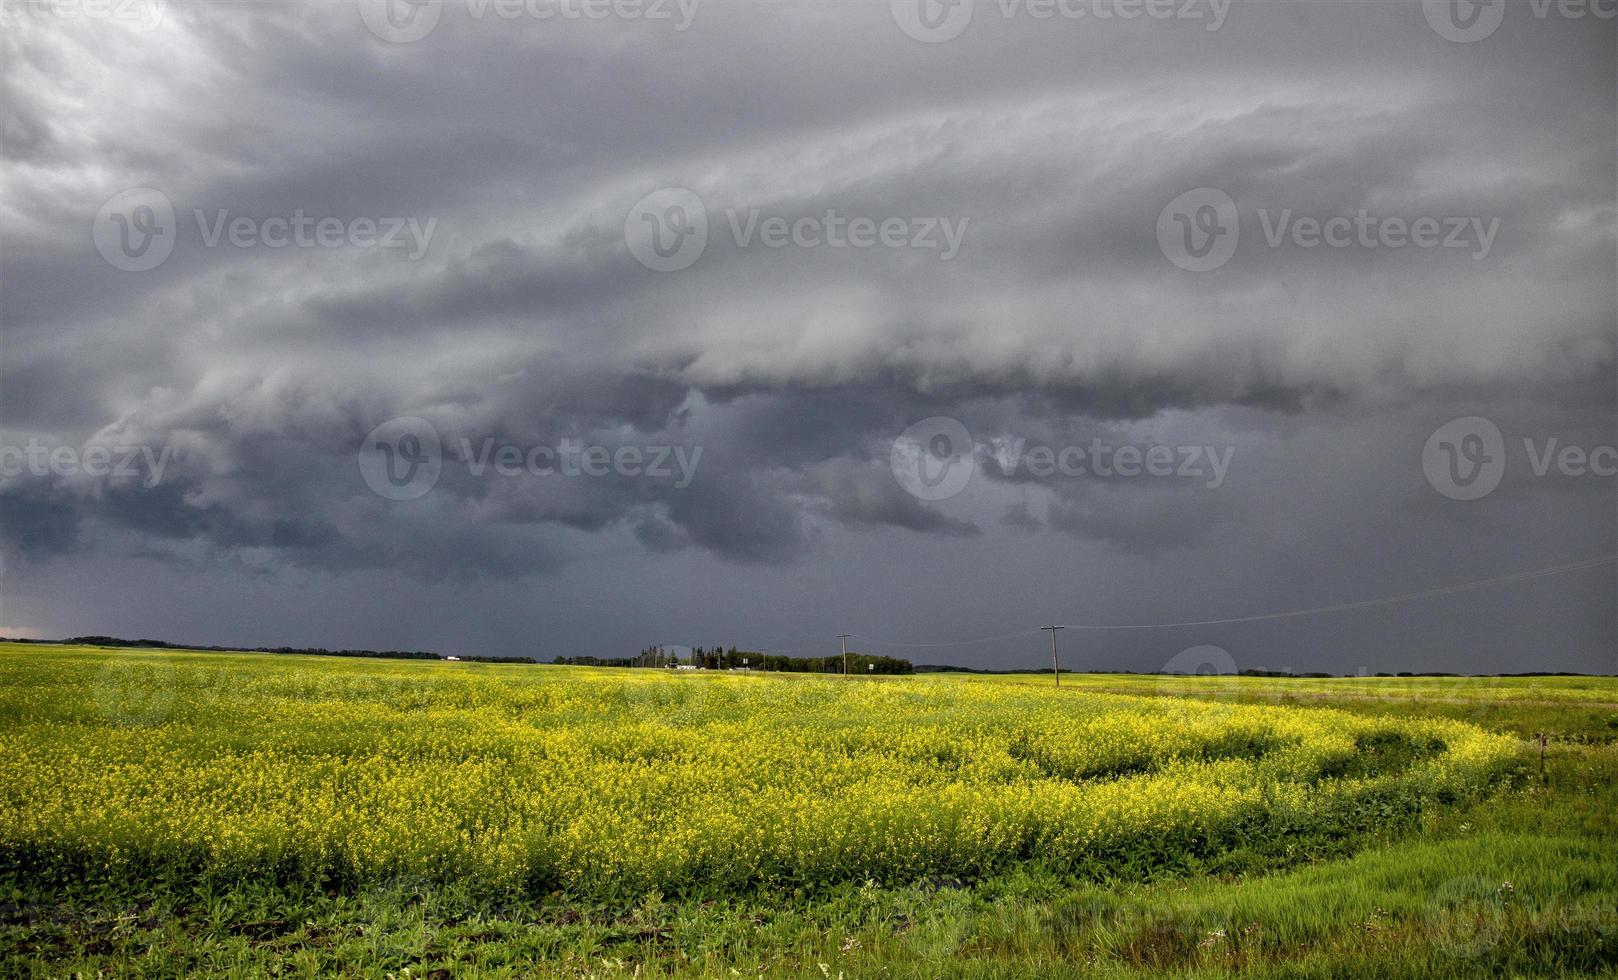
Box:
[57,635,451,661]
[552,646,915,674]
[4,637,1601,677]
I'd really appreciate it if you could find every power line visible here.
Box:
[856,627,1047,650]
[856,554,1617,649]
[1060,554,1617,631]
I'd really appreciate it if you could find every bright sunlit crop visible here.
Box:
[0,646,1518,900]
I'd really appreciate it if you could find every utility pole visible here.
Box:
[837,634,852,677]
[1041,626,1066,687]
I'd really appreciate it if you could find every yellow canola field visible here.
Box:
[0,647,1519,897]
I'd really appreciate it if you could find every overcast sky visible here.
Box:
[1,0,1613,672]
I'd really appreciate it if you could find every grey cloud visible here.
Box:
[0,1,1611,668]
[798,457,979,538]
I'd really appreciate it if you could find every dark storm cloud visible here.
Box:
[0,481,81,558]
[0,0,1611,668]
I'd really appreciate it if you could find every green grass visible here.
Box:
[2,644,1614,978]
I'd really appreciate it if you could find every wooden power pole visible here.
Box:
[837,634,852,677]
[1041,626,1066,686]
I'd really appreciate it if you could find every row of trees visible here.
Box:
[59,635,530,665]
[62,636,454,661]
[595,645,914,674]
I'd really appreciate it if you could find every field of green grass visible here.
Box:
[2,642,1615,977]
